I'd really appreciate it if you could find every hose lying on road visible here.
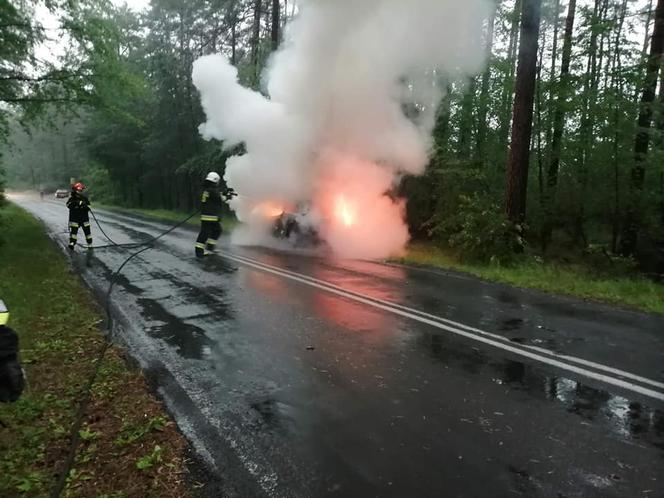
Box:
[89,208,136,249]
[88,208,168,250]
[50,209,198,498]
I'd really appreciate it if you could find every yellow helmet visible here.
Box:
[0,300,9,326]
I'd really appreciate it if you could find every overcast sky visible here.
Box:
[112,0,151,11]
[33,0,151,63]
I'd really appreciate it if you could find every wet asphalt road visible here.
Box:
[13,194,664,498]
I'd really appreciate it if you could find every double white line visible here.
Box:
[222,251,664,403]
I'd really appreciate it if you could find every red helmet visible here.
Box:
[72,182,86,192]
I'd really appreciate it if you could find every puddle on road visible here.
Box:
[249,398,297,435]
[498,318,525,332]
[422,333,664,452]
[493,316,585,354]
[138,298,215,360]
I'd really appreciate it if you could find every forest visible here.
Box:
[1,0,663,272]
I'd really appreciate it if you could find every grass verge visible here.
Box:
[94,203,238,233]
[394,242,664,315]
[0,203,191,497]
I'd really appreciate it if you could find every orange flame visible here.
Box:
[252,202,284,218]
[336,194,356,227]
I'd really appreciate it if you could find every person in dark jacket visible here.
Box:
[67,182,92,250]
[0,300,25,403]
[196,172,224,258]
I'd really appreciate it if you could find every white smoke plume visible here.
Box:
[193,0,490,259]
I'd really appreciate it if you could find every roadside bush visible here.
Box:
[434,193,524,265]
[402,160,490,240]
[582,244,638,276]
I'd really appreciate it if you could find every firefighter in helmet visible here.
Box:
[0,300,25,403]
[67,182,93,250]
[195,172,236,258]
[196,172,224,258]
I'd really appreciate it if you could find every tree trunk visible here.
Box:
[578,0,603,189]
[575,0,607,246]
[271,0,280,51]
[231,22,237,64]
[545,0,561,164]
[433,85,453,155]
[611,0,628,253]
[596,0,609,93]
[620,0,664,256]
[655,62,664,142]
[634,0,655,104]
[536,65,543,207]
[542,0,576,250]
[251,0,263,85]
[229,0,238,65]
[546,0,576,191]
[499,0,523,169]
[601,0,615,98]
[536,25,546,207]
[458,78,477,159]
[643,0,655,55]
[505,0,542,224]
[476,1,497,163]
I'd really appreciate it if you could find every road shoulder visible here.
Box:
[0,203,193,497]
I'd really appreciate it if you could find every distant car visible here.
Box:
[54,189,69,199]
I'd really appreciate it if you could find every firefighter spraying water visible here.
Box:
[196,172,236,258]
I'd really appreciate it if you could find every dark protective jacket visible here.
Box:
[200,181,223,222]
[0,325,24,403]
[67,191,90,222]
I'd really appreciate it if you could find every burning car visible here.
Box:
[246,194,363,250]
[274,201,326,247]
[272,209,322,247]
[247,201,323,247]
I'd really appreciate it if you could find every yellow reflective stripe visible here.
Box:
[69,222,79,228]
[0,311,8,326]
[70,235,77,240]
[195,243,206,249]
[200,215,219,222]
[83,222,91,227]
[206,239,217,245]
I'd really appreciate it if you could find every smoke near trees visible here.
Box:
[193,0,490,258]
